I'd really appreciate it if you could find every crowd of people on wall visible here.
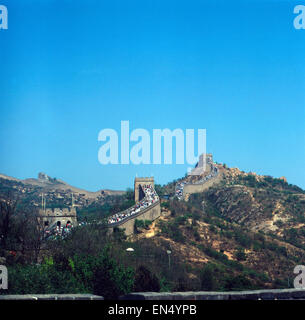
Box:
[195,165,219,185]
[175,161,219,200]
[175,181,186,200]
[107,184,159,225]
[45,221,73,239]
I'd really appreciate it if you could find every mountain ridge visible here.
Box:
[0,172,124,197]
[0,172,125,209]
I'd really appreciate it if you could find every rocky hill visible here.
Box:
[1,163,304,291]
[127,164,305,290]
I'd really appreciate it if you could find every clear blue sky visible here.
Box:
[0,0,304,191]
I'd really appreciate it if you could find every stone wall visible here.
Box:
[120,289,305,300]
[107,177,160,236]
[0,294,104,300]
[3,289,305,300]
[183,172,222,199]
[108,201,161,236]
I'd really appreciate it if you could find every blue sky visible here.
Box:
[0,0,304,191]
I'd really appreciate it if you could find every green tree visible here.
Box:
[224,275,253,291]
[200,263,216,291]
[133,265,160,292]
[91,248,134,299]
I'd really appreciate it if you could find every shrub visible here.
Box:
[235,247,246,261]
[200,263,216,291]
[5,248,134,300]
[133,266,160,292]
[224,274,254,291]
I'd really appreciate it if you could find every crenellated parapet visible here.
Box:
[39,207,77,233]
[39,207,77,217]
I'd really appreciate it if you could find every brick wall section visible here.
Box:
[183,171,223,199]
[108,201,161,236]
[108,177,161,236]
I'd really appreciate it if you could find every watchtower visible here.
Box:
[39,207,77,229]
[134,177,154,202]
[188,153,213,176]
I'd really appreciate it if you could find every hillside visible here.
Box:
[0,172,124,210]
[1,163,305,293]
[125,164,305,290]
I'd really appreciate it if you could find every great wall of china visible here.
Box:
[175,154,223,201]
[39,207,77,228]
[5,155,302,300]
[39,154,222,237]
[39,207,77,238]
[106,154,224,235]
[39,177,162,237]
[106,177,161,236]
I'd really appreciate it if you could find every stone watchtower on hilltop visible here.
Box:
[134,177,155,202]
[189,153,213,176]
[39,193,78,230]
[38,172,49,181]
[39,207,77,229]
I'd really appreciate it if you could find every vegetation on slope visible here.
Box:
[1,166,305,297]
